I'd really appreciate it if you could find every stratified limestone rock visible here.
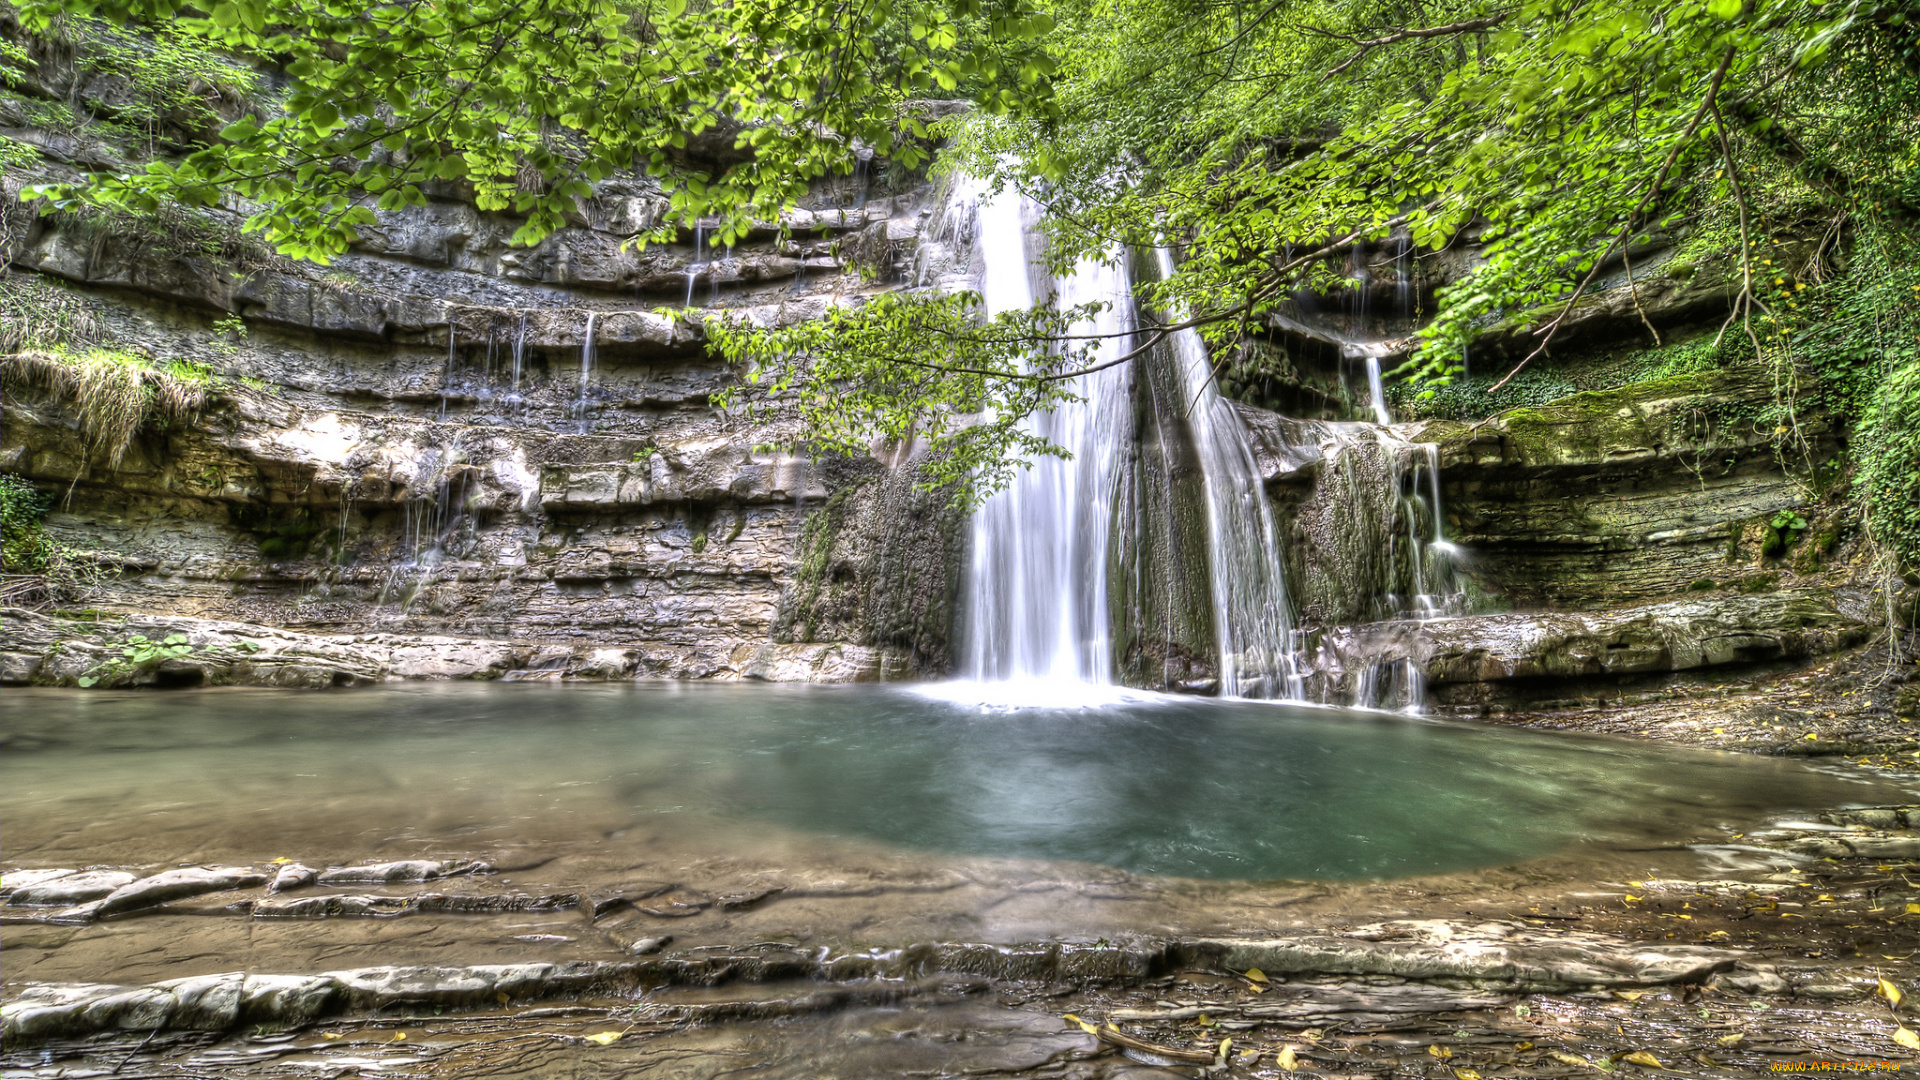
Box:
[0,922,1737,1044]
[3,870,137,906]
[1310,588,1871,705]
[315,859,490,886]
[86,867,269,919]
[1187,920,1738,990]
[252,892,579,918]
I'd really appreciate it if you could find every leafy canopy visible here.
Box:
[14,0,1060,260]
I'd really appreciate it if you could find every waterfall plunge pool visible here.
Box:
[3,682,1900,885]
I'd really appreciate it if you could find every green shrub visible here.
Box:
[0,472,55,573]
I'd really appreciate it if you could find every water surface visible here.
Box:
[2,682,1898,882]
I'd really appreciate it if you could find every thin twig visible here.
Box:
[1620,240,1661,347]
[1709,101,1764,362]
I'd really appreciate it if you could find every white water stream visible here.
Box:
[957,181,1133,693]
[951,176,1459,710]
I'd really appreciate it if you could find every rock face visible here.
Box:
[2,54,957,684]
[0,45,1876,702]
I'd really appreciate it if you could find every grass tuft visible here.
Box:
[1,348,210,468]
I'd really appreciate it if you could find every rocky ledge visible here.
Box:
[0,608,902,687]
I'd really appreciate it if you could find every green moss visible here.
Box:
[1688,578,1718,591]
[1739,573,1780,593]
[780,482,865,643]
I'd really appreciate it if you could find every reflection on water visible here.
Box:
[0,682,1899,881]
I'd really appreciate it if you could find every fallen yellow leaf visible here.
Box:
[1276,1045,1300,1072]
[1516,1041,1535,1051]
[496,991,510,1004]
[320,1032,343,1042]
[270,857,291,865]
[583,1032,623,1046]
[1707,930,1730,940]
[1879,978,1905,1010]
[1243,967,1269,984]
[1907,903,1920,915]
[1454,1070,1483,1080]
[1624,895,1642,903]
[1549,1051,1591,1068]
[1217,1037,1233,1062]
[1614,990,1645,1002]
[1717,1033,1743,1046]
[1894,1026,1920,1051]
[1196,1014,1216,1028]
[1428,1044,1454,1059]
[1622,1050,1662,1068]
[391,1032,407,1042]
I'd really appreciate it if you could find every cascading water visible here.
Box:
[943,174,1464,710]
[685,225,704,308]
[1154,250,1302,700]
[1364,355,1393,426]
[956,181,1132,691]
[507,313,527,416]
[573,312,596,433]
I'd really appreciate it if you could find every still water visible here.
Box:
[1,682,1897,882]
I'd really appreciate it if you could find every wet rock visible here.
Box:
[316,859,490,885]
[252,894,415,918]
[90,867,269,918]
[267,863,317,893]
[629,935,673,955]
[638,889,713,918]
[1798,982,1865,1000]
[719,886,787,911]
[1,869,77,896]
[253,890,577,919]
[1776,834,1920,859]
[1187,920,1739,991]
[1820,806,1919,829]
[5,869,138,906]
[1314,590,1870,707]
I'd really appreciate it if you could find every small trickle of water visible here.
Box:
[507,313,527,416]
[573,312,597,433]
[440,319,456,420]
[686,225,704,309]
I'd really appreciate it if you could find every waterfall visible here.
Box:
[1364,355,1393,426]
[1155,250,1301,700]
[574,312,596,432]
[957,181,1132,690]
[686,225,703,308]
[942,176,1465,710]
[508,313,527,416]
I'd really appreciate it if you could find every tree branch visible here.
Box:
[1328,17,1507,76]
[1487,45,1737,394]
